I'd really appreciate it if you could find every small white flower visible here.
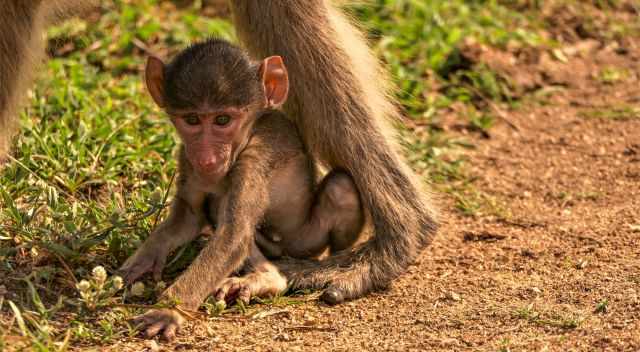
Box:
[155,281,166,292]
[130,282,145,297]
[76,280,91,293]
[112,276,124,291]
[92,266,107,284]
[215,300,226,312]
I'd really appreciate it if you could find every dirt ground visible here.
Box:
[98,13,640,352]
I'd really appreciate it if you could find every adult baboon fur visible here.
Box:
[0,0,438,303]
[0,1,98,155]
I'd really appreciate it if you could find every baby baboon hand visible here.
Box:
[132,308,185,341]
[119,240,169,284]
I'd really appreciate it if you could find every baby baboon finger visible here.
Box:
[145,321,165,338]
[163,323,178,341]
[238,285,251,304]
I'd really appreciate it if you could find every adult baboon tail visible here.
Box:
[230,0,438,302]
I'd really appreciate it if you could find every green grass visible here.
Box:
[0,0,550,348]
[351,0,544,118]
[579,106,640,121]
[514,304,585,330]
[598,66,631,84]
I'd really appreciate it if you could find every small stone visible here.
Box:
[576,259,588,270]
[275,332,291,342]
[448,292,462,301]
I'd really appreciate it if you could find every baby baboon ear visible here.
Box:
[260,56,289,109]
[145,56,166,108]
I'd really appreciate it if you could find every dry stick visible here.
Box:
[463,83,520,132]
[152,170,177,230]
[53,252,78,284]
[132,37,155,57]
[285,325,337,332]
[174,305,203,320]
[114,303,249,322]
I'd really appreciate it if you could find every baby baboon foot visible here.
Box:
[215,272,287,305]
[320,286,345,305]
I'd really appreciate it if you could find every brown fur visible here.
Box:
[230,1,439,301]
[0,1,44,155]
[0,0,97,157]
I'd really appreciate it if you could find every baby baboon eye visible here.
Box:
[184,114,200,126]
[215,115,231,126]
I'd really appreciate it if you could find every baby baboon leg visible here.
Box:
[286,170,364,258]
[315,170,364,253]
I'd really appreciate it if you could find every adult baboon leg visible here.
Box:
[0,0,97,158]
[230,1,438,304]
[0,1,45,156]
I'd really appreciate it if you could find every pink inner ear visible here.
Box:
[262,56,289,108]
[266,81,279,104]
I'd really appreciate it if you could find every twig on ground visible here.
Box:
[285,325,338,332]
[53,252,78,284]
[463,83,520,131]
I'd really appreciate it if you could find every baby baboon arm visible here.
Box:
[215,242,288,304]
[135,159,271,339]
[119,195,204,284]
[162,167,269,309]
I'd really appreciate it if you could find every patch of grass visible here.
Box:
[448,182,511,218]
[579,106,640,121]
[594,299,609,313]
[514,304,585,330]
[497,338,512,352]
[598,67,631,84]
[550,190,602,207]
[351,0,543,123]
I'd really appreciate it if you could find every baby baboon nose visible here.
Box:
[198,156,217,170]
